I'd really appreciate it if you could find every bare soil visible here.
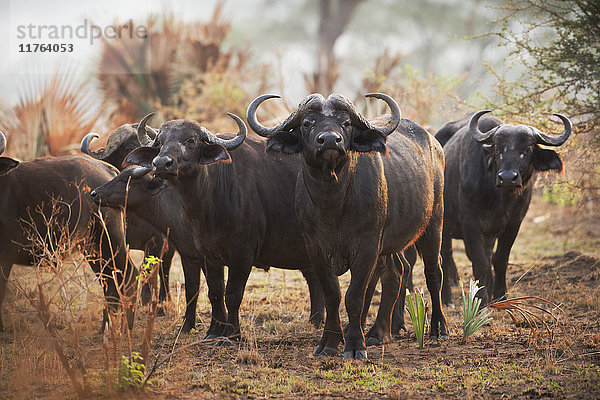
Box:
[1,195,599,399]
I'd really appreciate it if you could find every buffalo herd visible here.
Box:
[0,93,571,360]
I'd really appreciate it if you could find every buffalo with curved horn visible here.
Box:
[81,122,176,306]
[125,112,328,340]
[436,110,571,305]
[247,92,447,359]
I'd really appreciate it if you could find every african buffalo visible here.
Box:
[247,93,448,359]
[125,113,325,340]
[437,111,571,305]
[0,131,137,331]
[81,124,175,305]
[90,165,213,333]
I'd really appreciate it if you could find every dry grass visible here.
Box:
[1,195,599,399]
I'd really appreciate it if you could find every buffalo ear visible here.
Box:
[125,147,160,168]
[350,129,388,154]
[266,131,301,154]
[533,147,563,172]
[199,144,231,165]
[0,157,19,175]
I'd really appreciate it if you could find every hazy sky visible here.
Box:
[0,0,497,110]
[0,0,234,105]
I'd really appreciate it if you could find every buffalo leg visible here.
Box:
[492,217,523,301]
[0,264,13,332]
[90,218,137,331]
[203,262,227,339]
[365,254,401,347]
[440,230,456,306]
[219,262,253,343]
[362,258,384,331]
[416,211,448,339]
[309,250,343,357]
[179,257,202,333]
[391,252,412,335]
[462,226,493,305]
[140,240,174,305]
[343,248,380,360]
[300,267,325,328]
[158,247,175,302]
[441,233,459,286]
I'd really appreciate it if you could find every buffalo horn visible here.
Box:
[247,94,320,138]
[364,93,401,136]
[531,113,572,146]
[202,113,247,150]
[0,130,5,155]
[80,133,99,155]
[469,110,496,142]
[137,112,156,146]
[131,166,152,179]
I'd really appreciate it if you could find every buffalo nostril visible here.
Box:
[498,170,518,183]
[317,132,342,147]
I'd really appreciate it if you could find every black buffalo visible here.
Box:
[437,110,571,304]
[0,131,136,331]
[247,93,448,359]
[81,124,175,305]
[90,165,212,333]
[125,113,325,340]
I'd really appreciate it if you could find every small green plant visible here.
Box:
[462,280,493,341]
[118,352,146,391]
[138,255,162,283]
[405,288,427,349]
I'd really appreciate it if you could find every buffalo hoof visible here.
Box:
[313,345,338,357]
[156,306,166,317]
[217,339,236,347]
[343,349,367,360]
[203,334,219,341]
[430,334,449,340]
[365,336,381,347]
[180,323,194,334]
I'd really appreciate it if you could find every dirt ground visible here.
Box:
[1,194,599,399]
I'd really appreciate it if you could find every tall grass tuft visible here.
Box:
[405,288,427,349]
[462,280,493,341]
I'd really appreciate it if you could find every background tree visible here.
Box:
[488,0,600,205]
[489,0,599,135]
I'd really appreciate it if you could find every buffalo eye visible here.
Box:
[184,138,195,146]
[303,120,312,129]
[342,120,351,128]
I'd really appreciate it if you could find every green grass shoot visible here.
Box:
[406,288,427,349]
[462,279,493,341]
